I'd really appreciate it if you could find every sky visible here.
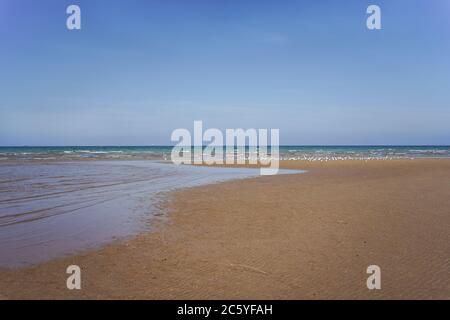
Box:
[0,0,449,146]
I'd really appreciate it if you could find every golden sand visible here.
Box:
[0,159,449,299]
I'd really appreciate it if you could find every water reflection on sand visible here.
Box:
[1,161,285,267]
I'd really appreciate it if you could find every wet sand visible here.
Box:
[0,159,449,299]
[0,161,278,267]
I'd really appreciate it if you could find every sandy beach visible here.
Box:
[0,159,449,299]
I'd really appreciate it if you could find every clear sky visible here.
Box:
[0,0,449,146]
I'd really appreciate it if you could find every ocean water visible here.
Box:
[0,145,449,161]
[0,160,301,267]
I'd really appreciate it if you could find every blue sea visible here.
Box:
[0,145,449,161]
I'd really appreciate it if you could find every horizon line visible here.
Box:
[1,144,449,148]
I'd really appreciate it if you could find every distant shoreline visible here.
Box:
[1,145,449,162]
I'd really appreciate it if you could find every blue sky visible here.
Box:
[0,0,449,145]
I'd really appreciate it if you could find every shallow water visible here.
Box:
[0,161,301,267]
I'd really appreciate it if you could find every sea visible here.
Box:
[0,145,449,162]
